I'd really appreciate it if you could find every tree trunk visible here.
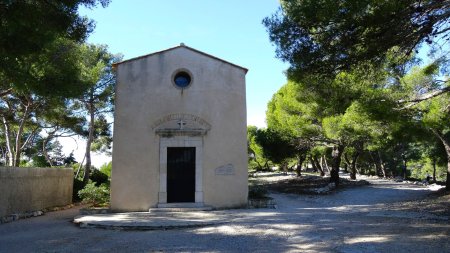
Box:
[13,104,30,167]
[254,159,263,171]
[0,147,5,165]
[281,162,288,172]
[2,117,14,166]
[75,154,86,179]
[378,151,387,178]
[316,157,325,176]
[310,157,317,172]
[296,155,306,177]
[330,145,344,187]
[343,153,351,173]
[431,130,450,189]
[322,156,330,174]
[344,152,358,180]
[42,134,54,167]
[83,99,95,186]
[0,88,12,97]
[350,151,359,180]
[402,156,408,179]
[369,151,381,176]
[311,157,325,176]
[432,158,436,183]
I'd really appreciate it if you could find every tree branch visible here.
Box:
[398,86,450,109]
[0,88,12,97]
[20,126,40,150]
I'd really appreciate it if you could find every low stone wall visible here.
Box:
[0,167,73,217]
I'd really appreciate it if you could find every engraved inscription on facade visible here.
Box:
[215,164,235,175]
[152,113,211,130]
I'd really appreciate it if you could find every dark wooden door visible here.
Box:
[167,147,196,203]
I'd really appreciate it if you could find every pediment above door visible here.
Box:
[152,113,211,137]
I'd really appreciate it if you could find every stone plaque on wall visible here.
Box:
[215,164,235,175]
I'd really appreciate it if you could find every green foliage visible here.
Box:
[247,126,271,171]
[0,3,120,171]
[72,163,99,181]
[45,140,66,166]
[78,181,109,206]
[64,152,77,166]
[322,115,344,141]
[263,60,448,180]
[422,94,450,131]
[31,155,51,168]
[254,128,297,168]
[266,82,321,139]
[0,0,110,97]
[99,162,112,178]
[409,157,447,181]
[73,178,84,202]
[90,169,109,186]
[248,159,263,172]
[263,0,450,186]
[90,115,113,154]
[263,0,450,79]
[68,44,121,184]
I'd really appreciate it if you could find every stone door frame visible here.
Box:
[158,136,204,206]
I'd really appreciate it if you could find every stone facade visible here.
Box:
[111,44,248,211]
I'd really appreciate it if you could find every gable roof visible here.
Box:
[112,43,248,74]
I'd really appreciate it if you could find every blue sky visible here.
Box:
[80,0,289,128]
[67,1,441,167]
[64,0,288,166]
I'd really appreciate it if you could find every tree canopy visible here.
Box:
[0,0,110,97]
[263,0,450,79]
[262,0,450,188]
[265,60,448,184]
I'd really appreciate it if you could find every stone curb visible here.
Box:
[73,212,230,231]
[1,204,77,224]
[0,210,44,224]
[79,208,110,215]
[248,199,277,209]
[75,221,226,231]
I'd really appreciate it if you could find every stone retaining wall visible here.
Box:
[0,167,73,217]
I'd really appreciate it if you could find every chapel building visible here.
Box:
[110,44,248,211]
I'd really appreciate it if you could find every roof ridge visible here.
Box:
[112,44,248,74]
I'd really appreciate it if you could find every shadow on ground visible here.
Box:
[0,177,448,253]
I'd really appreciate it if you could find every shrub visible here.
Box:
[73,178,84,202]
[78,181,110,207]
[31,155,50,167]
[248,185,269,199]
[90,169,109,186]
[100,162,112,178]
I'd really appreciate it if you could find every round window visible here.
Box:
[173,71,192,88]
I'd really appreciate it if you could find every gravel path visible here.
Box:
[0,177,448,253]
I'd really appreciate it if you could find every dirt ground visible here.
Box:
[386,189,450,217]
[0,174,448,253]
[249,172,370,195]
